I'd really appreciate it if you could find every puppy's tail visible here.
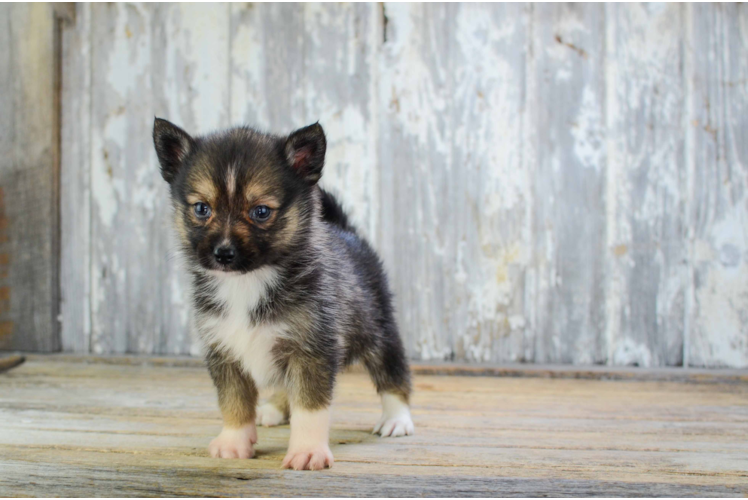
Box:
[319,188,354,232]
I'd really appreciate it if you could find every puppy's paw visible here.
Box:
[209,424,257,459]
[373,413,415,437]
[373,393,415,437]
[256,402,288,427]
[282,444,334,471]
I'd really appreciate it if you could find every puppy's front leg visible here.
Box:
[206,349,259,459]
[282,404,334,471]
[281,356,335,471]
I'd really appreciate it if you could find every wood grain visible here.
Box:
[378,3,455,360]
[531,4,607,364]
[60,2,92,353]
[0,4,61,352]
[86,4,232,355]
[449,3,532,362]
[18,353,748,384]
[604,3,688,367]
[686,3,748,368]
[0,358,746,496]
[55,3,748,368]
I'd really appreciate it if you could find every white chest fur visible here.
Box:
[197,266,285,389]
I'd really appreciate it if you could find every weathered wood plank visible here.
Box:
[378,3,455,360]
[89,3,152,354]
[0,4,61,352]
[448,3,532,362]
[531,4,607,364]
[86,4,230,355]
[150,3,231,355]
[0,359,746,496]
[604,4,688,366]
[55,2,748,368]
[3,456,741,498]
[14,353,748,384]
[60,3,92,353]
[229,3,305,132]
[687,3,748,368]
[17,353,748,384]
[302,3,381,243]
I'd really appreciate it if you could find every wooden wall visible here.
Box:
[0,4,73,352]
[57,3,748,368]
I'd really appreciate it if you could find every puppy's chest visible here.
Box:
[200,272,284,389]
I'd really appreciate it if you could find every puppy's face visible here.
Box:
[153,119,326,274]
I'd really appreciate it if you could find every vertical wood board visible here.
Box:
[60,2,92,353]
[0,4,61,352]
[687,3,748,368]
[531,4,607,364]
[604,3,688,367]
[54,2,748,368]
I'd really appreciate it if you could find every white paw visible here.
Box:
[283,407,333,471]
[373,393,415,437]
[282,444,334,471]
[256,402,288,427]
[208,424,257,459]
[373,413,415,437]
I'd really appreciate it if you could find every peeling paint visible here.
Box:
[60,3,748,367]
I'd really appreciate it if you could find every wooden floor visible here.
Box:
[0,357,747,497]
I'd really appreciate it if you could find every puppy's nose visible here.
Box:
[213,245,236,265]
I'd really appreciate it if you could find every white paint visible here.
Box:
[380,3,450,154]
[164,4,229,131]
[197,266,285,388]
[283,406,333,470]
[691,210,748,368]
[572,86,605,173]
[60,3,748,368]
[90,134,126,229]
[317,103,376,241]
[105,4,150,102]
[229,4,268,127]
[612,338,653,367]
[303,4,380,244]
[372,392,414,437]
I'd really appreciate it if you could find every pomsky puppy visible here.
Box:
[153,118,414,471]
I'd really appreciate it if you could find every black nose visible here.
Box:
[213,245,236,265]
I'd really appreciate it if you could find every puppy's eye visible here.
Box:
[193,202,211,218]
[250,205,272,222]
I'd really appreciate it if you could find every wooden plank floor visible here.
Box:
[0,357,746,497]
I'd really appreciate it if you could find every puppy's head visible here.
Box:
[153,118,326,274]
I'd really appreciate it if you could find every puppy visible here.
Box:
[153,118,414,471]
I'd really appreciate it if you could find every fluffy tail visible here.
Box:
[319,188,354,232]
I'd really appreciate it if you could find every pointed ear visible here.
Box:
[153,117,195,183]
[284,122,326,184]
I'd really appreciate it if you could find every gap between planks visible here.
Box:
[6,353,748,384]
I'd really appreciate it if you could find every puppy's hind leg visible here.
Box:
[257,388,290,427]
[363,334,415,438]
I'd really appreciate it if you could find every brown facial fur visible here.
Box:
[165,128,311,275]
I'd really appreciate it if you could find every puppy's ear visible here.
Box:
[285,122,326,185]
[153,118,195,183]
